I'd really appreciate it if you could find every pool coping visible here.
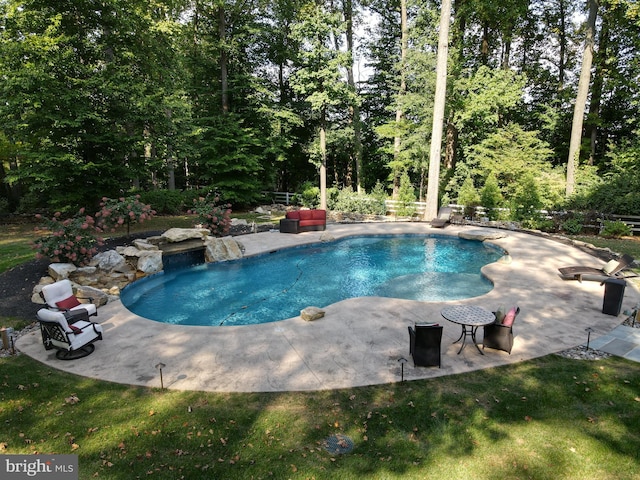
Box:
[16,222,640,392]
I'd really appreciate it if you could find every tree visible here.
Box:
[424,0,452,220]
[289,0,352,209]
[566,0,599,196]
[391,0,409,198]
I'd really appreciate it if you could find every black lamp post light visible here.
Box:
[398,357,408,382]
[155,362,166,389]
[585,327,594,351]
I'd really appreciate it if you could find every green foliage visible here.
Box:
[95,195,156,238]
[395,172,417,217]
[452,66,527,146]
[561,218,585,235]
[328,186,387,215]
[510,173,544,222]
[297,181,320,208]
[479,173,503,220]
[600,220,632,239]
[137,190,185,215]
[32,209,102,266]
[457,176,481,217]
[187,195,232,237]
[567,141,640,214]
[466,124,555,202]
[194,114,265,207]
[0,0,187,211]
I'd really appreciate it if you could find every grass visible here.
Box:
[1,216,640,479]
[0,353,639,479]
[0,222,39,273]
[570,235,640,260]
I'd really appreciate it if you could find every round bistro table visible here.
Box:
[441,305,496,355]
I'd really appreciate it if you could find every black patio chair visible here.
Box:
[482,307,520,354]
[408,324,443,367]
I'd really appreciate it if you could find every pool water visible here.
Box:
[120,235,504,326]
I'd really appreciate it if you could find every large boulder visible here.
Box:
[133,239,158,251]
[136,250,164,275]
[75,285,109,307]
[301,306,325,321]
[162,228,209,243]
[48,263,77,281]
[320,232,336,243]
[90,250,131,273]
[204,236,243,263]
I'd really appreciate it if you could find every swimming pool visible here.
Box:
[120,235,505,326]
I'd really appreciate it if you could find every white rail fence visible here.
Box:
[262,192,637,233]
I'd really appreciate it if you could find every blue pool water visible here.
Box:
[120,235,504,326]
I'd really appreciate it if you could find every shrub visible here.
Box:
[600,220,631,239]
[187,195,232,237]
[480,174,503,220]
[298,181,320,208]
[95,195,156,238]
[395,172,417,217]
[561,218,584,235]
[32,209,103,266]
[521,217,555,232]
[137,190,185,215]
[458,176,481,218]
[328,186,386,215]
[510,173,543,222]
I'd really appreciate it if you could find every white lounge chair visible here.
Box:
[36,308,103,360]
[40,279,97,317]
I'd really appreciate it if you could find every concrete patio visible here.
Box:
[17,222,640,392]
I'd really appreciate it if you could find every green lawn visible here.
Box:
[0,222,39,273]
[1,353,639,479]
[1,218,640,479]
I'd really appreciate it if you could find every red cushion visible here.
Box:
[299,220,325,226]
[310,210,326,220]
[56,295,81,310]
[502,307,517,327]
[286,211,300,220]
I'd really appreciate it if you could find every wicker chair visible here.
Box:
[482,307,520,354]
[408,324,443,367]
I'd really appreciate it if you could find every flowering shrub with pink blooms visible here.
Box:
[187,196,232,237]
[32,209,103,266]
[95,195,156,238]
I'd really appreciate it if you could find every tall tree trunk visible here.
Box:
[445,0,466,173]
[344,0,364,193]
[481,23,489,64]
[392,0,408,198]
[320,106,328,210]
[444,120,457,170]
[566,0,598,196]
[425,0,452,220]
[558,0,567,88]
[587,15,608,165]
[165,109,176,190]
[219,6,229,113]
